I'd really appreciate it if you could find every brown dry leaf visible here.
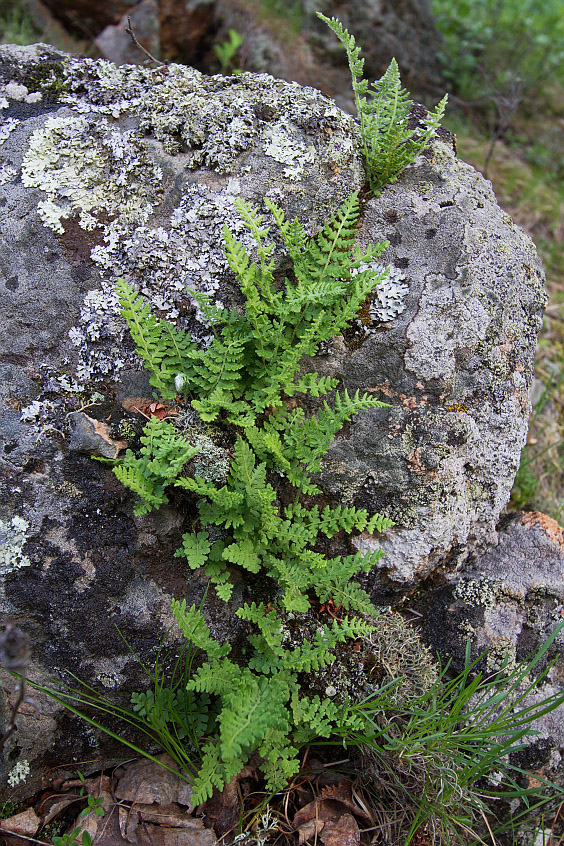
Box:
[200,766,255,838]
[39,795,82,827]
[118,804,141,843]
[320,814,360,846]
[521,511,564,547]
[320,781,372,823]
[120,397,154,414]
[115,755,194,809]
[136,822,217,846]
[293,798,344,828]
[138,802,207,828]
[78,787,115,843]
[0,808,41,836]
[296,819,325,845]
[82,804,134,846]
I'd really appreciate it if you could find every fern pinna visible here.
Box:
[318,14,447,195]
[112,192,395,800]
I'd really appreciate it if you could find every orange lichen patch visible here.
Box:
[520,511,564,547]
[367,384,429,409]
[406,447,438,478]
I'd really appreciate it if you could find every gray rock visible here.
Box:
[0,45,546,788]
[95,0,161,67]
[420,512,564,785]
[68,412,128,458]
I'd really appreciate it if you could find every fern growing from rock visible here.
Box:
[318,13,448,194]
[105,192,396,800]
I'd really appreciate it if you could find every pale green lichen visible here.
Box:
[485,636,517,675]
[263,117,316,179]
[454,576,505,608]
[190,434,231,484]
[0,516,31,574]
[21,114,163,235]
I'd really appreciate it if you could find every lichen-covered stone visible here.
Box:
[0,44,547,790]
[419,512,564,787]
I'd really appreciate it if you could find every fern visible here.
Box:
[318,14,448,195]
[116,279,200,400]
[112,417,200,515]
[106,192,399,799]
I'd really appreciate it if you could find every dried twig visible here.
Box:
[125,17,166,68]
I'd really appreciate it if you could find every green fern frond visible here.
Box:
[290,373,339,397]
[107,187,399,801]
[317,14,447,194]
[175,530,211,570]
[113,417,199,515]
[113,462,167,515]
[171,600,231,660]
[190,741,226,804]
[222,539,261,572]
[116,279,200,399]
[259,737,300,792]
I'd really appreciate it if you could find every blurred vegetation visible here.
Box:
[0,0,92,53]
[432,0,564,520]
[0,2,36,45]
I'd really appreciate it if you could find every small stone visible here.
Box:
[0,808,40,836]
[69,412,128,459]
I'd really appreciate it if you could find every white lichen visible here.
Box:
[263,117,316,180]
[485,636,517,674]
[7,760,30,787]
[20,399,55,423]
[21,114,163,235]
[454,577,505,608]
[370,266,410,323]
[355,263,409,324]
[0,516,31,574]
[0,117,18,144]
[3,81,28,101]
[0,163,17,185]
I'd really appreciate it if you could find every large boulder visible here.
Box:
[0,44,546,791]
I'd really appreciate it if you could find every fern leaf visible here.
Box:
[171,599,231,659]
[113,461,167,515]
[316,570,375,614]
[291,373,339,397]
[215,581,234,602]
[317,16,447,195]
[175,530,211,569]
[222,540,261,573]
[219,673,291,763]
[116,279,201,399]
[190,741,226,804]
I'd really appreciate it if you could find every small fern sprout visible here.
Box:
[318,12,448,194]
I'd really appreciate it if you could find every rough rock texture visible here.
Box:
[40,0,139,34]
[308,0,443,98]
[95,0,161,67]
[420,511,564,783]
[0,44,547,791]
